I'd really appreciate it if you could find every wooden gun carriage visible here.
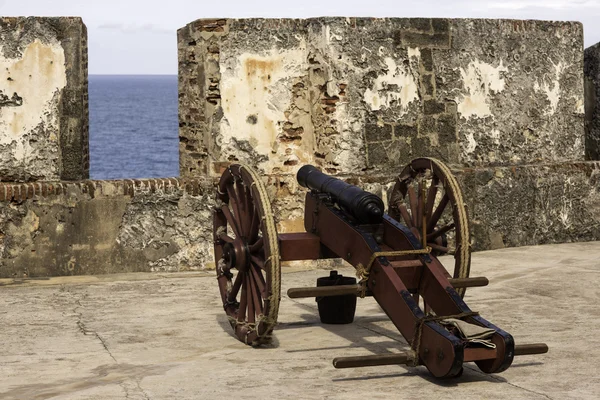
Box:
[213,158,547,378]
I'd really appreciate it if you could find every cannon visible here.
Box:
[213,158,548,378]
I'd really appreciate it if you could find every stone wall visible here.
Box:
[456,162,600,250]
[254,162,600,251]
[178,18,584,178]
[178,17,600,246]
[0,16,598,279]
[0,177,213,278]
[0,17,88,182]
[585,43,600,160]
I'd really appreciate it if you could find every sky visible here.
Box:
[1,0,600,74]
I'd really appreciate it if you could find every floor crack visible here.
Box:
[137,380,151,400]
[73,295,118,363]
[464,365,553,399]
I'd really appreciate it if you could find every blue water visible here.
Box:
[89,75,179,179]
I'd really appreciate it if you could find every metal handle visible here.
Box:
[514,343,548,356]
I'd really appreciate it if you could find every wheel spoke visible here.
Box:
[425,176,439,221]
[219,233,234,243]
[427,194,449,233]
[235,180,252,238]
[427,223,455,241]
[248,204,260,243]
[238,273,248,322]
[227,185,245,234]
[251,255,266,270]
[428,242,450,254]
[228,271,244,303]
[248,270,264,316]
[250,237,264,254]
[221,205,242,238]
[397,204,413,228]
[243,184,254,238]
[246,274,255,323]
[407,186,418,227]
[250,263,267,298]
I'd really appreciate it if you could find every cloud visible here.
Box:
[97,23,172,35]
[486,0,600,10]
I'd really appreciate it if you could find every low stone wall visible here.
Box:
[457,162,600,250]
[1,160,598,278]
[0,178,214,278]
[263,161,600,250]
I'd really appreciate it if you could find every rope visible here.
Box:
[392,158,471,298]
[408,311,480,366]
[427,158,471,297]
[356,248,431,298]
[234,163,281,344]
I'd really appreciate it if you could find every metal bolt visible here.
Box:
[437,350,445,360]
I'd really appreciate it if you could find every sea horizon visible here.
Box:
[89,74,179,180]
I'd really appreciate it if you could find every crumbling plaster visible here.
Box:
[179,18,584,181]
[0,179,214,278]
[0,17,88,182]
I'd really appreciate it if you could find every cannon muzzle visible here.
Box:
[297,165,384,224]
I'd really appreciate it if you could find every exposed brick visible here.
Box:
[321,97,339,105]
[365,124,392,142]
[431,19,449,33]
[421,49,434,71]
[424,100,446,115]
[366,141,390,166]
[124,180,134,196]
[438,114,458,142]
[401,32,451,49]
[419,116,437,134]
[395,124,418,138]
[407,18,432,33]
[422,74,435,96]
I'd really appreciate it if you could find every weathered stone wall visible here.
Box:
[1,16,597,279]
[0,17,88,182]
[585,43,600,160]
[456,162,600,250]
[179,18,584,178]
[255,162,600,250]
[0,178,213,278]
[178,17,599,247]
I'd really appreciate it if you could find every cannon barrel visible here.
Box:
[297,165,384,224]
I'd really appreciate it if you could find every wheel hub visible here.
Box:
[223,238,250,272]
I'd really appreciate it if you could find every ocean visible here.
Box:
[89,75,179,180]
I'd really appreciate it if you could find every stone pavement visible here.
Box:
[1,242,599,399]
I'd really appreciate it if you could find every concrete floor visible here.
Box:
[1,241,599,399]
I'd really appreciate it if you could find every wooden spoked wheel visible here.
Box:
[389,158,471,297]
[213,164,281,346]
